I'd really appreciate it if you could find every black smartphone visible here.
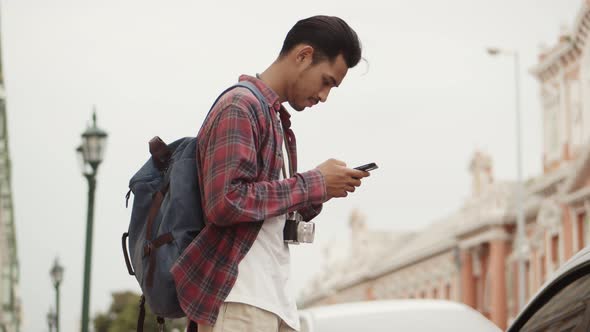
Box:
[354,162,378,172]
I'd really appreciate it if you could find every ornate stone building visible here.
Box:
[299,1,590,330]
[0,12,21,332]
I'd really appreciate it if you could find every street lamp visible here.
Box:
[50,258,63,332]
[487,47,526,310]
[77,109,108,332]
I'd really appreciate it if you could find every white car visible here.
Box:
[298,299,501,332]
[508,245,590,331]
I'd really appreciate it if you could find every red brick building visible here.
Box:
[299,2,590,330]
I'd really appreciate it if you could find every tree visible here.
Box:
[94,291,186,332]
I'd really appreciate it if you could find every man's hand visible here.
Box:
[316,159,370,201]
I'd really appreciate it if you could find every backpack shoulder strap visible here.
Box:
[212,80,267,112]
[198,81,268,135]
[235,81,267,110]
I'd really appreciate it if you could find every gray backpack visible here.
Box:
[122,81,266,331]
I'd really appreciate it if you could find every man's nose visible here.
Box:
[318,88,331,103]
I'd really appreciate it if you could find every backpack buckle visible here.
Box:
[143,242,153,257]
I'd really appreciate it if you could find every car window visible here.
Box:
[520,272,590,332]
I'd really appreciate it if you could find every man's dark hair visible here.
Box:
[280,15,362,68]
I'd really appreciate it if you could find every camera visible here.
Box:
[283,212,315,244]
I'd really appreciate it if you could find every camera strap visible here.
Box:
[276,109,299,221]
[277,111,294,179]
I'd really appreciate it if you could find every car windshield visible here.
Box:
[521,272,590,331]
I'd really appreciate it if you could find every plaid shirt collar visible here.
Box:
[240,74,297,171]
[239,74,281,111]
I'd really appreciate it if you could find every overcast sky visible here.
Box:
[2,0,583,331]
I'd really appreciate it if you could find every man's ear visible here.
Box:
[295,45,315,64]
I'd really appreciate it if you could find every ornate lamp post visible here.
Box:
[77,110,108,332]
[487,47,526,310]
[50,258,64,332]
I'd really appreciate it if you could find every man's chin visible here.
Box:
[288,101,306,112]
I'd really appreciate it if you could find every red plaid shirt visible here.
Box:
[171,75,327,326]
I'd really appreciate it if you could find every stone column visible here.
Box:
[490,238,508,330]
[365,284,376,301]
[562,206,573,260]
[461,250,476,308]
[531,249,539,291]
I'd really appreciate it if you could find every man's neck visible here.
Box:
[258,62,289,103]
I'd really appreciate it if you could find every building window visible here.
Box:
[506,259,518,317]
[506,260,515,317]
[577,211,587,251]
[551,234,560,269]
[526,260,532,300]
[445,283,451,300]
[474,274,481,310]
[540,253,547,284]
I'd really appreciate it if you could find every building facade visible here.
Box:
[0,13,21,332]
[299,1,590,330]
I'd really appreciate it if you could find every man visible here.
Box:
[171,15,369,331]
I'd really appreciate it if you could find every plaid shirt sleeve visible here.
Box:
[201,103,326,227]
[298,204,323,221]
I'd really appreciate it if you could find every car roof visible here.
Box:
[303,299,479,316]
[508,245,590,330]
[300,299,501,332]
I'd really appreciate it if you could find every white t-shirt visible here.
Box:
[224,213,298,330]
[224,111,299,330]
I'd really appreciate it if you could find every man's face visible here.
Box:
[287,52,348,112]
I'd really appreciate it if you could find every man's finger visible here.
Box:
[334,159,346,167]
[348,169,370,179]
[346,179,361,187]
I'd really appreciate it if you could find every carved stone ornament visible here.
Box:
[537,199,562,228]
